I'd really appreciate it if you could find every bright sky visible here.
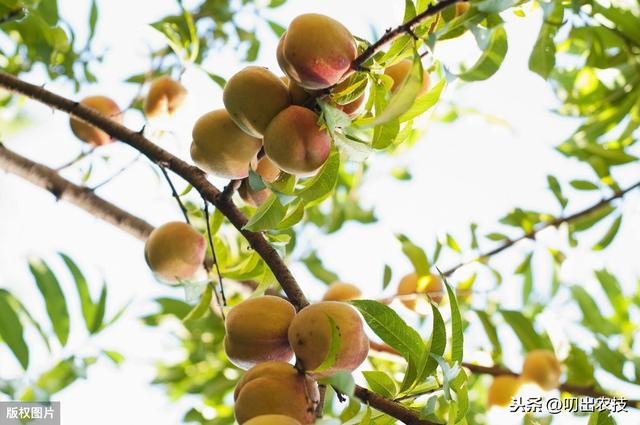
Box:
[0,0,638,424]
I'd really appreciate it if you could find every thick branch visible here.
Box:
[0,144,154,241]
[442,181,640,276]
[0,70,309,310]
[370,341,640,408]
[351,0,467,70]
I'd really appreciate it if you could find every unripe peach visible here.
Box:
[224,67,291,137]
[234,361,319,424]
[238,179,271,207]
[384,59,430,95]
[144,222,206,284]
[487,375,521,407]
[322,282,362,302]
[69,96,122,146]
[521,350,562,390]
[263,106,331,176]
[288,301,369,378]
[397,273,443,312]
[143,76,187,119]
[245,416,302,425]
[278,14,357,90]
[224,296,296,369]
[331,78,365,117]
[190,109,262,179]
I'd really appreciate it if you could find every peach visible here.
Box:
[224,67,290,137]
[144,222,206,284]
[288,302,369,378]
[224,296,296,369]
[70,96,122,146]
[263,106,331,176]
[322,282,362,302]
[521,350,562,391]
[488,375,521,407]
[384,59,430,95]
[143,76,187,118]
[278,14,357,90]
[244,416,302,425]
[397,272,444,312]
[234,361,319,424]
[190,109,262,179]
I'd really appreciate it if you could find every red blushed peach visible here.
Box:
[278,14,357,90]
[263,106,331,176]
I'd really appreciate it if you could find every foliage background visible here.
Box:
[0,0,638,424]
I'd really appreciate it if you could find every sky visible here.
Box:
[0,0,638,424]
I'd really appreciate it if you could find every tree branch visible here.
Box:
[351,0,467,70]
[0,144,154,241]
[442,181,640,277]
[0,70,310,311]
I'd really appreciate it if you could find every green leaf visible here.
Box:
[312,315,342,374]
[297,149,340,205]
[59,253,95,333]
[571,204,615,232]
[362,371,397,398]
[90,284,107,333]
[276,200,305,230]
[592,215,622,251]
[29,258,70,346]
[350,300,425,376]
[319,371,355,397]
[500,310,551,352]
[102,350,125,366]
[515,252,534,305]
[547,175,567,209]
[243,194,287,231]
[446,233,462,253]
[182,284,213,323]
[458,25,508,81]
[416,303,446,384]
[595,269,629,322]
[399,79,446,122]
[3,290,51,353]
[445,280,463,363]
[302,252,338,285]
[571,286,618,335]
[474,310,502,361]
[0,291,29,369]
[88,0,98,43]
[570,180,600,191]
[528,1,563,79]
[396,234,430,276]
[367,52,424,126]
[267,20,286,37]
[565,345,595,387]
[382,265,392,290]
[588,410,615,425]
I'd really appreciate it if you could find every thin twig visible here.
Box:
[351,0,467,70]
[441,181,640,277]
[158,165,191,224]
[90,153,142,191]
[55,147,97,171]
[203,199,227,306]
